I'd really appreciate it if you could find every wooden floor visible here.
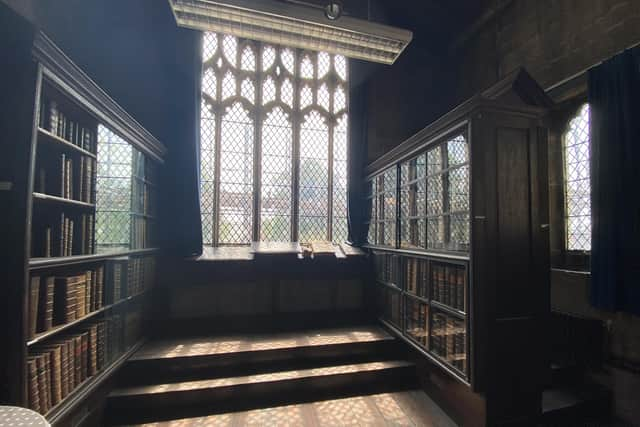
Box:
[127,390,456,427]
[132,326,393,360]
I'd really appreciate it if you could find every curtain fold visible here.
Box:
[162,28,204,257]
[347,79,370,246]
[588,47,640,315]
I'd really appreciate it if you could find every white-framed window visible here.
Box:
[199,32,349,246]
[563,103,591,251]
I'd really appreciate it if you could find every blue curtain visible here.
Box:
[347,79,370,246]
[588,47,640,314]
[161,27,204,257]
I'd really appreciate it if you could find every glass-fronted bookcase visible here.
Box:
[365,71,552,424]
[368,129,471,381]
[0,20,166,426]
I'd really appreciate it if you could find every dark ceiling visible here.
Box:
[280,0,489,54]
[381,0,488,51]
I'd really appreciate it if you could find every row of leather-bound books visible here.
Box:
[431,312,467,374]
[35,152,96,205]
[32,211,95,258]
[431,263,466,312]
[27,256,156,340]
[406,298,429,347]
[27,316,119,414]
[40,97,96,154]
[28,268,104,340]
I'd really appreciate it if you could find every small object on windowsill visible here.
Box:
[251,241,301,259]
[310,241,336,258]
[339,243,366,257]
[300,244,312,258]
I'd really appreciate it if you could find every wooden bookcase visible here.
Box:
[365,70,552,425]
[0,10,166,426]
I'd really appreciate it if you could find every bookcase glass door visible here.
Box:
[400,154,426,249]
[373,250,469,380]
[96,125,158,253]
[96,125,132,253]
[427,133,470,253]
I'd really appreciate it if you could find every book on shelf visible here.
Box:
[27,358,40,414]
[43,98,96,154]
[28,276,40,340]
[105,257,128,303]
[31,268,105,337]
[36,277,55,333]
[34,345,62,407]
[33,211,94,258]
[53,275,82,324]
[37,353,51,414]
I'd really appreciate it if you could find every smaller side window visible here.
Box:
[563,104,591,252]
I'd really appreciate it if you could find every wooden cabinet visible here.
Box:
[365,69,552,425]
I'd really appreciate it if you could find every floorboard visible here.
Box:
[122,390,457,427]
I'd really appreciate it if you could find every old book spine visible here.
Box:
[96,266,104,308]
[60,154,66,198]
[85,270,92,314]
[73,335,81,388]
[49,101,59,136]
[76,278,86,319]
[79,156,84,202]
[88,325,98,376]
[27,358,40,413]
[457,268,465,311]
[47,346,62,405]
[58,341,69,398]
[68,219,74,256]
[29,276,40,339]
[80,332,88,381]
[35,354,49,414]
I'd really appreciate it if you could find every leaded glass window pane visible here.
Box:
[261,108,292,242]
[200,32,349,246]
[218,103,254,245]
[299,111,329,242]
[96,125,132,253]
[563,104,591,251]
[333,115,348,243]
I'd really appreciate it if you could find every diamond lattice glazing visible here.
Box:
[564,104,591,251]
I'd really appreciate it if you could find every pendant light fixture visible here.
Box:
[168,0,412,64]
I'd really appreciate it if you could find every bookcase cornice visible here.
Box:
[32,32,167,163]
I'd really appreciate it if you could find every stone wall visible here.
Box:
[457,0,640,98]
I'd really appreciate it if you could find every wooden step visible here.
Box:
[115,390,456,427]
[106,360,417,425]
[118,326,400,386]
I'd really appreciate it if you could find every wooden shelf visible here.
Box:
[29,248,160,270]
[431,300,466,319]
[365,245,470,262]
[33,192,95,208]
[405,292,429,305]
[27,291,148,346]
[376,280,402,292]
[379,318,470,386]
[45,340,145,425]
[37,127,97,159]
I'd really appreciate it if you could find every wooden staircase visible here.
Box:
[104,326,420,426]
